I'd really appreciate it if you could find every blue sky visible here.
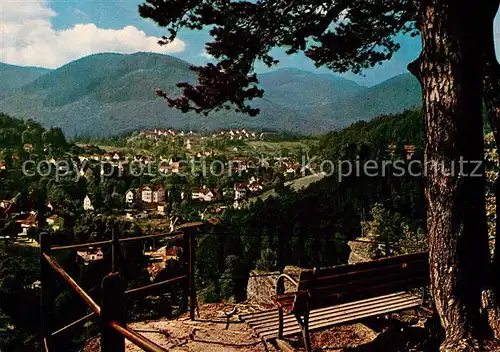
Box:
[1,0,499,86]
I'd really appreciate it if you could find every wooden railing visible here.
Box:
[40,222,205,351]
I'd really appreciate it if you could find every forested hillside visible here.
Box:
[194,109,427,301]
[0,52,422,138]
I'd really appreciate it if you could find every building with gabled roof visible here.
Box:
[83,195,94,211]
[191,186,220,202]
[77,247,104,264]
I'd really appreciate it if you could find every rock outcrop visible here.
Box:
[246,266,303,305]
[347,237,378,264]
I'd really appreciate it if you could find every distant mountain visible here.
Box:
[341,73,422,119]
[0,52,422,137]
[258,68,365,110]
[0,63,50,99]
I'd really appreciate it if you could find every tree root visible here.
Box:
[439,337,480,352]
[482,289,500,339]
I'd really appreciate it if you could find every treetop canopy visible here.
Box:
[139,0,418,116]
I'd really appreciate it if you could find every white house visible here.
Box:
[285,164,300,175]
[83,195,94,211]
[248,181,263,192]
[18,212,38,236]
[141,186,152,203]
[152,186,166,204]
[192,186,219,202]
[125,189,136,204]
[231,157,249,171]
[170,162,181,173]
[159,164,170,174]
[234,182,248,200]
[157,204,166,214]
[233,199,246,209]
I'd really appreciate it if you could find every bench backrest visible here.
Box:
[296,252,429,310]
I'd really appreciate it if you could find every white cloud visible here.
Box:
[200,50,214,59]
[0,0,186,68]
[495,11,500,61]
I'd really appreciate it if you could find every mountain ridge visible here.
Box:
[0,52,422,137]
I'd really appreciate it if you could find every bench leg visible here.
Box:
[261,337,269,352]
[302,313,312,352]
[295,312,312,352]
[278,306,284,339]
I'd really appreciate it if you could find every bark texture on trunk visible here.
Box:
[415,0,489,350]
[481,0,500,338]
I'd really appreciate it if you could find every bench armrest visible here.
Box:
[276,274,299,295]
[273,290,309,314]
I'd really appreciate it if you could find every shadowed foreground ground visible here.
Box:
[85,303,486,351]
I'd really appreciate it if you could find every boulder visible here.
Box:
[246,266,303,305]
[347,237,378,264]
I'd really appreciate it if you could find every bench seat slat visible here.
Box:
[259,296,421,339]
[253,292,419,332]
[241,292,420,334]
[241,291,412,324]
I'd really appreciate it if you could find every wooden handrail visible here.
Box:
[42,253,101,315]
[49,222,207,250]
[51,312,95,336]
[119,231,183,243]
[50,232,182,250]
[125,275,187,295]
[51,240,113,251]
[40,222,209,351]
[109,321,167,352]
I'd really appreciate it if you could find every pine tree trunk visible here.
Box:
[410,1,490,350]
[480,0,500,338]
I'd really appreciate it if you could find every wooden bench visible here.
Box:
[240,252,429,351]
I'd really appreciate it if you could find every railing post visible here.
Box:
[40,232,51,351]
[188,228,197,321]
[101,273,126,352]
[181,231,189,315]
[111,228,118,272]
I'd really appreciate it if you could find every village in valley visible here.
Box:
[3,0,500,349]
[0,125,316,266]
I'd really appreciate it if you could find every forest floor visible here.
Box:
[85,302,492,352]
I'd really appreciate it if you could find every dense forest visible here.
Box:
[1,108,429,350]
[193,108,427,302]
